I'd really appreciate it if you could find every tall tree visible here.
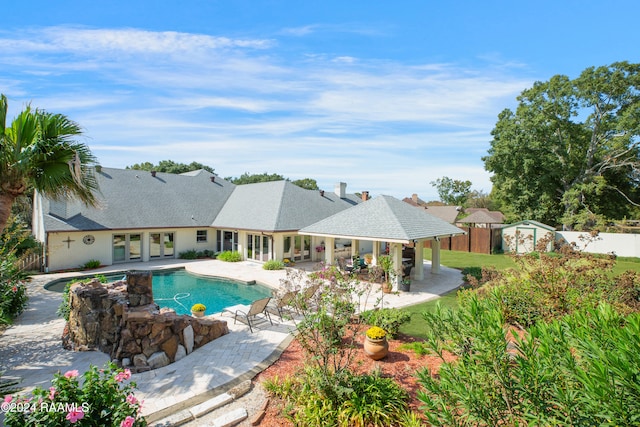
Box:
[0,94,99,233]
[127,160,215,174]
[228,172,286,185]
[430,176,473,206]
[291,178,319,190]
[484,62,640,229]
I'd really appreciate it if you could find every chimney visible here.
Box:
[412,193,418,203]
[151,170,157,177]
[210,176,216,183]
[361,191,369,201]
[320,190,325,197]
[334,182,346,198]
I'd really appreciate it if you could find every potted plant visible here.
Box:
[191,303,206,318]
[363,253,373,265]
[363,326,388,360]
[399,277,411,292]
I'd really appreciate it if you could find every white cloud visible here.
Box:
[0,25,531,198]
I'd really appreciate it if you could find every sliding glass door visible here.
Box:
[113,233,142,263]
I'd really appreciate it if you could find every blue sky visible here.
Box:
[2,1,639,200]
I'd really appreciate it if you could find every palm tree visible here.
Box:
[0,94,99,233]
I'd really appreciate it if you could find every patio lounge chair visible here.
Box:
[266,290,298,320]
[222,296,273,333]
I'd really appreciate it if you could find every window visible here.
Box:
[196,230,208,242]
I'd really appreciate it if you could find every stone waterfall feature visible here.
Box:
[63,270,229,372]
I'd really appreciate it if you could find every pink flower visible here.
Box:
[66,407,85,423]
[126,394,138,405]
[120,415,136,427]
[12,286,17,292]
[4,395,12,403]
[115,369,132,382]
[49,387,56,400]
[64,370,79,378]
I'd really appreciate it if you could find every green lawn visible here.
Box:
[398,248,640,339]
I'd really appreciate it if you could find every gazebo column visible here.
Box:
[391,242,403,290]
[414,240,425,280]
[431,238,441,274]
[324,237,335,265]
[372,241,380,266]
[352,239,360,260]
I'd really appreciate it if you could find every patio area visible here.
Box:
[0,258,463,423]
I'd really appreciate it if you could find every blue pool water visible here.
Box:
[45,269,273,315]
[152,270,272,315]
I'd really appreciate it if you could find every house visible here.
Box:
[458,208,505,228]
[32,167,361,271]
[402,194,462,224]
[32,167,465,274]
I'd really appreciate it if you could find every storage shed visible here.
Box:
[501,220,556,253]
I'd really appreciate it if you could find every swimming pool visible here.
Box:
[45,269,273,316]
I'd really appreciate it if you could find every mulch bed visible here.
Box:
[254,333,456,426]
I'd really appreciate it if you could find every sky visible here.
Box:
[2,1,639,201]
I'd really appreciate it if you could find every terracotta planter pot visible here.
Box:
[191,310,205,318]
[363,336,389,360]
[382,283,393,294]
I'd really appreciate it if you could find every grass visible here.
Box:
[398,248,640,339]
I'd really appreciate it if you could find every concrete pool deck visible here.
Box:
[0,259,463,424]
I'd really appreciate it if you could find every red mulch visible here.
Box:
[254,333,456,426]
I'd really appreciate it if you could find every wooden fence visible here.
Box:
[424,227,503,254]
[17,253,44,272]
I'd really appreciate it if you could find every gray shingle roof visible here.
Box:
[300,195,466,242]
[43,168,234,231]
[211,180,360,231]
[459,210,504,224]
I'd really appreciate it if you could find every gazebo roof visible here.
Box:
[299,195,466,243]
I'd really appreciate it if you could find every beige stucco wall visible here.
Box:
[46,228,217,272]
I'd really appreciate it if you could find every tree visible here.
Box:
[0,94,99,234]
[127,160,214,174]
[484,62,640,230]
[430,176,473,206]
[227,172,286,185]
[291,178,319,190]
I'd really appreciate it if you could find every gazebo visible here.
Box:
[299,195,466,290]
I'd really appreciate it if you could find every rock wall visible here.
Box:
[64,270,229,372]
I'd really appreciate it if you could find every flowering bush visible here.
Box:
[365,326,387,340]
[0,277,27,325]
[191,303,206,312]
[3,363,146,426]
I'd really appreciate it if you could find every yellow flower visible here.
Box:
[366,326,387,340]
[191,303,206,312]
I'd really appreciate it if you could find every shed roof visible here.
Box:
[300,195,465,243]
[502,220,556,231]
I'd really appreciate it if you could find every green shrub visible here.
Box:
[360,308,411,338]
[0,258,28,325]
[474,247,640,327]
[178,249,198,259]
[3,362,146,426]
[265,367,410,427]
[416,296,640,427]
[81,259,101,269]
[216,250,242,262]
[262,260,285,270]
